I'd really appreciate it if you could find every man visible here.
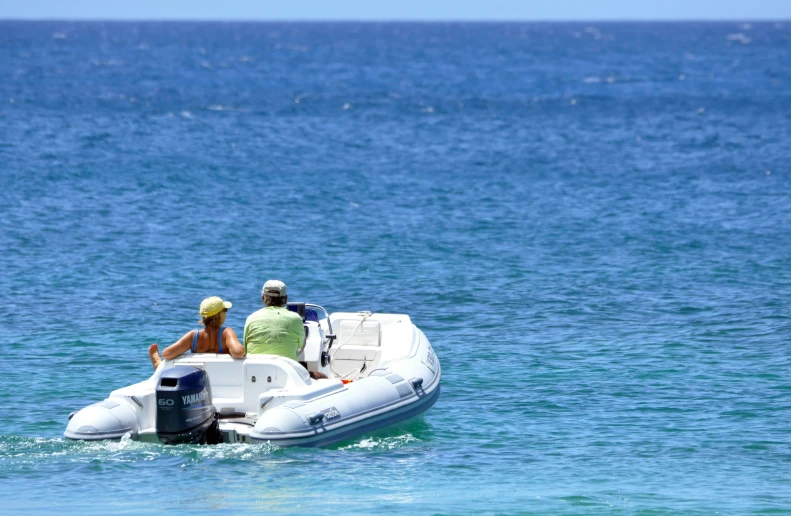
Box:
[244,280,304,360]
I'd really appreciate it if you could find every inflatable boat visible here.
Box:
[64,305,441,447]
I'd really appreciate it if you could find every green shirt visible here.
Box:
[243,306,304,361]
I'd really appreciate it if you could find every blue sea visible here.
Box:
[1,21,790,514]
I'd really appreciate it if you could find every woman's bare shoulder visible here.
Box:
[180,329,199,341]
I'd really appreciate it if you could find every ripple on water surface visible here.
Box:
[1,20,791,514]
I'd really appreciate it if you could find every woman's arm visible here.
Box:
[223,327,246,358]
[161,330,196,360]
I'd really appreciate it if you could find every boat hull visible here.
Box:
[250,383,440,447]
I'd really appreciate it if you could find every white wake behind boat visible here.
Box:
[65,305,441,447]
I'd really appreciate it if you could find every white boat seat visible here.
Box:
[171,355,310,413]
[337,320,381,347]
[171,356,244,399]
[332,345,380,362]
[328,318,383,378]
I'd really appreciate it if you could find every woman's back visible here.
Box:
[191,327,230,354]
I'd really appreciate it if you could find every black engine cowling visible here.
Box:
[156,366,221,445]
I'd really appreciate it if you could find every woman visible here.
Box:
[148,296,246,369]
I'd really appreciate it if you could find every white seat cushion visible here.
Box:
[337,320,381,347]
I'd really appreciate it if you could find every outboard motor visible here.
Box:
[156,366,221,445]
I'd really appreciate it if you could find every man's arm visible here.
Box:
[242,315,251,353]
[223,327,246,358]
[291,315,306,352]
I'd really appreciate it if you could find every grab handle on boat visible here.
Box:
[308,412,324,425]
[410,377,424,389]
[324,334,337,350]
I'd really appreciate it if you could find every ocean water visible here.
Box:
[1,21,790,514]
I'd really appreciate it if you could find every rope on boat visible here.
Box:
[330,311,373,380]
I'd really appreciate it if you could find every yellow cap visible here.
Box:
[200,296,232,318]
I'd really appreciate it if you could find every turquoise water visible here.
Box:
[1,21,790,513]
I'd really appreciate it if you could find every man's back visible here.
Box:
[244,306,304,361]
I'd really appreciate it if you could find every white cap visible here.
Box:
[262,279,287,297]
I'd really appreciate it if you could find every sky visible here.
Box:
[0,0,789,21]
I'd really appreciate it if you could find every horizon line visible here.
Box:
[0,18,788,23]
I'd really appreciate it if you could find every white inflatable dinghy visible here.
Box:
[65,305,441,447]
